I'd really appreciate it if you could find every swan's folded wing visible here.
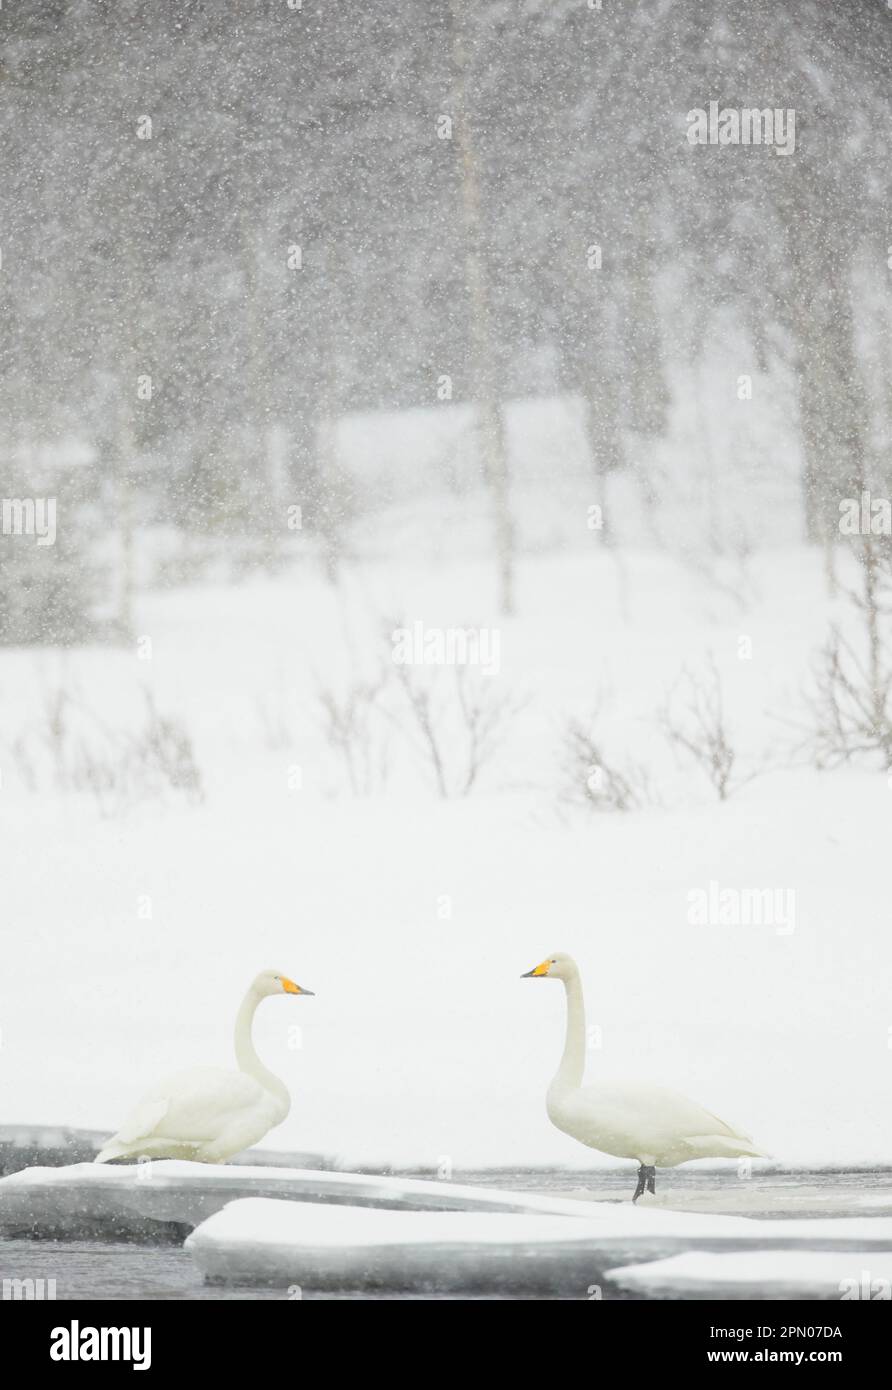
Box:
[134,1067,266,1143]
[114,1099,170,1146]
[571,1081,760,1152]
[617,1084,750,1145]
[650,1092,767,1158]
[108,1069,263,1147]
[690,1102,758,1146]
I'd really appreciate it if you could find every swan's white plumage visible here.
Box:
[98,1069,277,1162]
[524,952,766,1181]
[96,971,312,1165]
[547,1078,765,1168]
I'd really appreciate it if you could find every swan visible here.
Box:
[521,952,766,1201]
[95,971,314,1164]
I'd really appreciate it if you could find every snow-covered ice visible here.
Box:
[605,1251,892,1300]
[0,1160,622,1241]
[5,1160,892,1246]
[185,1197,892,1294]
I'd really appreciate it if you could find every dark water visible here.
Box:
[2,1168,891,1301]
[0,1241,578,1301]
[459,1165,892,1217]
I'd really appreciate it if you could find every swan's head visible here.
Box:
[521,951,575,982]
[254,970,315,998]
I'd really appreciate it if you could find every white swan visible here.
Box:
[95,971,314,1165]
[521,952,766,1201]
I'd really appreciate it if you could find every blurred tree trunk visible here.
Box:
[791,273,866,543]
[555,217,624,544]
[314,242,344,586]
[622,239,671,439]
[448,0,515,615]
[115,238,142,641]
[582,376,622,547]
[239,207,263,478]
[116,399,135,637]
[781,182,867,545]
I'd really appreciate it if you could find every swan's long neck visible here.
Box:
[551,968,587,1096]
[234,987,290,1116]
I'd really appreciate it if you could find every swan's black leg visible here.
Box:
[632,1164,656,1202]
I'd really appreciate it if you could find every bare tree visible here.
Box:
[392,664,523,797]
[447,0,515,615]
[317,672,392,796]
[806,531,892,767]
[453,665,522,795]
[393,665,450,798]
[134,691,204,804]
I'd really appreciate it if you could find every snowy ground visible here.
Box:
[0,517,888,1169]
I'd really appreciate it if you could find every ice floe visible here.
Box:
[0,1161,633,1241]
[183,1196,892,1294]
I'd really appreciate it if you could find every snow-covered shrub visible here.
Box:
[316,672,393,796]
[391,664,524,798]
[558,712,653,813]
[5,685,203,814]
[658,658,748,801]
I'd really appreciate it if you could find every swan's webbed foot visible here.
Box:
[632,1164,656,1202]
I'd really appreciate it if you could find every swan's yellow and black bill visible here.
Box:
[521,960,551,978]
[282,977,315,996]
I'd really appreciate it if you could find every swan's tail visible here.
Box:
[95,1099,169,1162]
[689,1133,771,1161]
[94,1141,130,1164]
